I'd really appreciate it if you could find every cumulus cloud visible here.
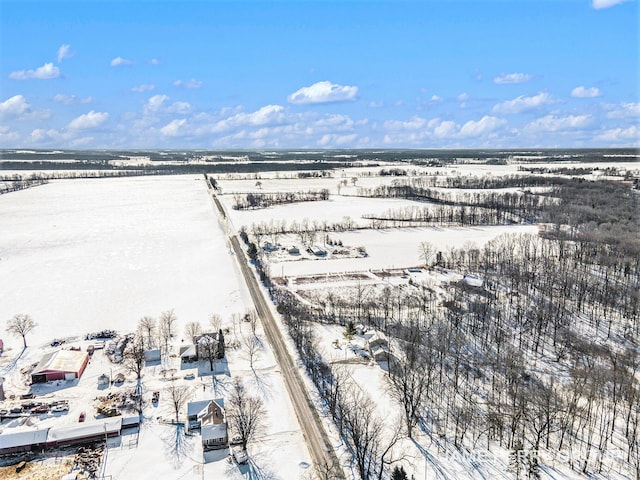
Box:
[288,81,358,105]
[595,125,639,143]
[53,94,92,104]
[131,84,155,93]
[173,79,203,89]
[110,56,134,67]
[0,95,31,119]
[9,62,61,80]
[144,94,169,113]
[459,116,507,137]
[571,86,602,98]
[0,94,51,120]
[525,114,592,132]
[68,110,109,130]
[493,73,533,85]
[492,92,554,114]
[57,44,74,63]
[160,118,187,137]
[143,94,191,115]
[457,93,470,101]
[592,0,632,9]
[605,102,640,118]
[212,105,286,132]
[430,95,443,103]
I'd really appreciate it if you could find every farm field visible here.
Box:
[0,153,638,480]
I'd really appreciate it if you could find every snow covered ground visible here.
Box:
[0,175,311,479]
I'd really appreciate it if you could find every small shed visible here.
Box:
[98,374,110,386]
[31,349,89,383]
[180,344,197,363]
[144,349,161,362]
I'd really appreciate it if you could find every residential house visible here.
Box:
[187,398,227,451]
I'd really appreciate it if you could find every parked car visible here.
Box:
[231,447,248,465]
[10,406,23,414]
[78,411,86,422]
[183,372,195,380]
[30,406,49,414]
[51,404,69,413]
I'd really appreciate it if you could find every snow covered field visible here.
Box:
[0,176,246,350]
[0,175,311,479]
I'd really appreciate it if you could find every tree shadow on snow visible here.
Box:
[224,449,280,480]
[161,423,193,469]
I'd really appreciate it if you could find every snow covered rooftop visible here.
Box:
[32,349,88,375]
[47,417,122,443]
[201,422,227,440]
[0,427,49,451]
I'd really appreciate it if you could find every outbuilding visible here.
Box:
[31,349,89,383]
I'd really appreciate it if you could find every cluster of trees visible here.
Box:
[362,204,523,227]
[358,174,572,190]
[232,189,330,210]
[0,177,48,194]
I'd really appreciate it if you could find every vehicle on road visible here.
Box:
[231,447,248,465]
[183,372,195,380]
[79,411,86,422]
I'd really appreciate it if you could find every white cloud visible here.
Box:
[143,94,191,115]
[131,84,155,93]
[492,92,554,114]
[9,62,61,80]
[57,44,74,63]
[459,116,507,137]
[317,133,357,146]
[0,95,30,119]
[525,114,592,132]
[592,0,632,9]
[605,102,640,118]
[53,94,92,104]
[144,94,169,113]
[110,56,134,67]
[0,94,51,120]
[150,58,160,65]
[213,105,286,132]
[288,81,358,105]
[571,86,602,98]
[457,93,470,101]
[68,110,109,130]
[368,101,384,108]
[173,79,203,89]
[430,95,443,103]
[493,73,533,85]
[160,119,187,137]
[168,101,192,115]
[595,125,639,143]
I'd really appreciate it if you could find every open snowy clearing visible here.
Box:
[0,175,311,479]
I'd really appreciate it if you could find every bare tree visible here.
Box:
[159,309,178,352]
[124,335,146,380]
[209,313,223,332]
[226,377,265,451]
[242,334,261,370]
[6,313,36,349]
[244,309,259,337]
[419,241,436,267]
[198,333,218,372]
[165,380,192,423]
[137,316,157,349]
[184,321,202,342]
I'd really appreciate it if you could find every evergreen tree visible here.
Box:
[217,328,225,359]
[391,465,408,480]
[343,320,357,340]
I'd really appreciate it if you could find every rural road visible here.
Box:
[209,187,344,478]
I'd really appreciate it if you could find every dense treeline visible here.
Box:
[0,177,48,194]
[232,189,330,210]
[243,178,640,479]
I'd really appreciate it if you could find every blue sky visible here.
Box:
[1,0,638,149]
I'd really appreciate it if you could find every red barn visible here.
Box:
[31,349,89,383]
